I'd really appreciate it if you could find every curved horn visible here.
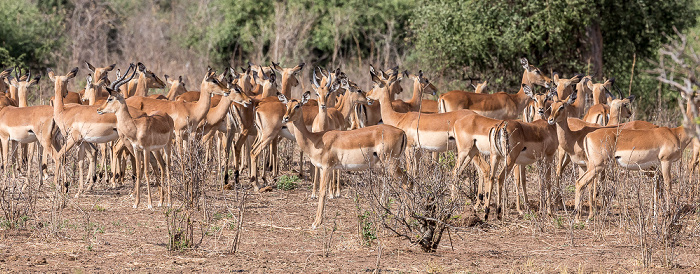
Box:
[326,73,332,88]
[312,69,320,88]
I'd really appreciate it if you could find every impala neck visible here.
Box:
[124,80,138,98]
[134,72,148,97]
[674,126,694,149]
[511,86,532,112]
[555,116,577,155]
[8,86,18,101]
[280,75,293,99]
[408,80,423,106]
[289,114,323,157]
[166,84,186,101]
[207,94,232,124]
[17,88,28,107]
[336,94,353,120]
[53,81,67,115]
[315,105,331,130]
[376,88,403,126]
[260,83,278,98]
[608,106,622,125]
[192,83,214,123]
[114,99,139,142]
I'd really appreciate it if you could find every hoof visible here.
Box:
[132,204,138,209]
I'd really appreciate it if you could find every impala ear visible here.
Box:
[552,72,560,83]
[627,95,636,103]
[277,92,288,104]
[570,74,583,84]
[566,90,578,105]
[471,84,477,90]
[86,74,93,86]
[66,67,79,80]
[521,57,530,71]
[107,63,116,71]
[547,89,558,101]
[294,62,305,72]
[47,68,56,82]
[272,62,282,72]
[522,84,534,99]
[85,61,96,73]
[370,70,382,85]
[28,74,41,86]
[301,91,310,105]
[586,78,594,91]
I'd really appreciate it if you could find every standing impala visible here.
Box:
[438,58,551,119]
[279,91,408,229]
[97,64,175,209]
[366,70,475,176]
[51,66,146,196]
[391,70,438,113]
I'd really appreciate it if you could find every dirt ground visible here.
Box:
[1,165,699,274]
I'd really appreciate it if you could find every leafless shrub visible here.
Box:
[353,152,461,252]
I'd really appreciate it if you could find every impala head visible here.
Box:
[609,95,635,120]
[341,79,369,106]
[552,73,582,99]
[370,64,403,95]
[587,77,615,101]
[405,70,437,96]
[164,74,187,98]
[280,91,311,124]
[367,69,399,103]
[201,68,230,96]
[85,62,116,85]
[249,62,274,82]
[229,83,253,107]
[472,79,488,93]
[81,73,108,102]
[135,62,166,89]
[681,90,700,138]
[271,62,305,88]
[311,69,339,109]
[548,84,576,125]
[520,57,551,88]
[8,70,40,95]
[48,67,79,98]
[97,64,137,114]
[525,84,557,119]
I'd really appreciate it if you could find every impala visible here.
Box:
[588,78,615,105]
[486,85,559,217]
[583,95,635,126]
[546,91,673,221]
[437,58,551,119]
[125,67,231,154]
[120,63,166,98]
[391,70,437,113]
[310,74,346,198]
[164,75,188,100]
[279,91,408,229]
[51,66,146,196]
[366,70,476,177]
[97,64,175,208]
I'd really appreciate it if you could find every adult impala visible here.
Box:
[279,91,408,229]
[97,64,175,209]
[438,58,551,119]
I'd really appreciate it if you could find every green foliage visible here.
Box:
[358,210,376,246]
[411,0,698,110]
[276,175,299,191]
[0,0,65,69]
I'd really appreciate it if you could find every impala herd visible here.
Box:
[0,57,699,229]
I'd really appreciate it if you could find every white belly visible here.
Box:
[83,130,119,143]
[614,150,660,170]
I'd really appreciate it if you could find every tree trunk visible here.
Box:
[586,22,604,79]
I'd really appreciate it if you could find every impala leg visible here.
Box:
[553,148,569,209]
[85,145,98,192]
[298,150,305,178]
[166,143,172,207]
[133,148,143,208]
[1,137,10,182]
[55,137,78,193]
[334,170,341,198]
[661,160,672,210]
[154,150,166,206]
[75,144,87,198]
[575,165,598,222]
[514,164,525,215]
[312,166,319,198]
[312,168,330,229]
[143,150,154,209]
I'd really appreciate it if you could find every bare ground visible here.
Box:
[1,166,699,273]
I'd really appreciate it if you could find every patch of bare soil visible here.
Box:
[2,168,699,274]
